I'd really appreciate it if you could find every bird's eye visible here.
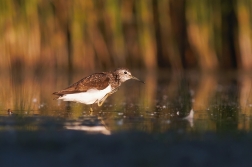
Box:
[124,71,127,74]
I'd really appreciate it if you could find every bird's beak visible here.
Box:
[131,76,145,84]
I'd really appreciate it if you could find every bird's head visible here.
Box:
[115,68,144,83]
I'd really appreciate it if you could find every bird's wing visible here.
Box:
[53,73,110,96]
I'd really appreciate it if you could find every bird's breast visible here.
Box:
[58,85,112,104]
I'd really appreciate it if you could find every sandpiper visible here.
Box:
[53,68,144,111]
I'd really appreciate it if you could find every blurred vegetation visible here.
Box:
[1,0,252,71]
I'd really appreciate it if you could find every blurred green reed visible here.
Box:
[0,0,252,71]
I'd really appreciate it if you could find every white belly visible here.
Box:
[58,85,112,104]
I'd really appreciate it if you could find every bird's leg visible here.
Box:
[98,94,109,107]
[98,88,119,107]
[89,104,94,114]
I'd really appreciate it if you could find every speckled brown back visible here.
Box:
[53,72,111,96]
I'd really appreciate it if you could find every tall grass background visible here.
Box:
[1,0,252,72]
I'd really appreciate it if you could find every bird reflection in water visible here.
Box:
[64,115,111,135]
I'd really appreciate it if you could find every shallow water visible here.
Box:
[1,70,252,135]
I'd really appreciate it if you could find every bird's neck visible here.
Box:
[112,72,122,88]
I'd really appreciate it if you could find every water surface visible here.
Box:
[1,70,252,135]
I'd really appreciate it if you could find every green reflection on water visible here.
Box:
[0,70,252,134]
